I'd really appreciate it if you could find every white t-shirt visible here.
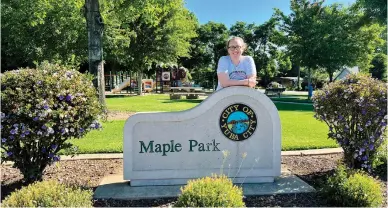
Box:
[216,55,256,91]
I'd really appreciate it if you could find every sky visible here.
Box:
[184,0,357,28]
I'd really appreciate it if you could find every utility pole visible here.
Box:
[85,0,105,107]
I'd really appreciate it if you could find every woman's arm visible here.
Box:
[217,73,248,88]
[217,73,256,88]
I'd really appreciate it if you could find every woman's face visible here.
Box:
[228,39,244,59]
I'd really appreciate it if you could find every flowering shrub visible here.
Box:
[321,165,383,207]
[175,174,245,207]
[312,73,387,171]
[1,62,104,183]
[2,180,93,207]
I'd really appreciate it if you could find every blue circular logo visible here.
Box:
[219,103,257,141]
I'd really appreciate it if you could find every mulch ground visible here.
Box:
[1,153,386,207]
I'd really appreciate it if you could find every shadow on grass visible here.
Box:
[161,99,204,104]
[1,180,25,200]
[274,103,314,112]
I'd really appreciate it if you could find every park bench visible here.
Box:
[264,87,286,98]
[170,87,206,99]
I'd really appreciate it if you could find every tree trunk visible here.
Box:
[85,0,105,107]
[329,71,334,82]
[307,68,312,100]
[137,72,143,95]
[296,65,301,91]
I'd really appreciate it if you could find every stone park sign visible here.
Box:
[123,86,281,186]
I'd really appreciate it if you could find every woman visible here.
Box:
[216,36,257,91]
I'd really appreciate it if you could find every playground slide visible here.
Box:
[112,78,131,93]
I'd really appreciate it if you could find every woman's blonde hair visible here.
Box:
[226,36,247,51]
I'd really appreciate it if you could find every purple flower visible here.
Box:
[24,130,30,135]
[79,128,84,133]
[20,134,25,138]
[361,156,368,161]
[9,135,14,140]
[338,115,344,120]
[66,72,72,78]
[381,121,387,127]
[58,95,64,101]
[42,148,46,153]
[53,155,60,162]
[357,126,363,131]
[41,125,47,130]
[369,144,374,150]
[1,138,6,143]
[37,81,42,85]
[65,94,72,102]
[51,144,58,150]
[10,129,17,135]
[47,128,54,134]
[1,112,5,119]
[361,109,367,115]
[365,120,371,127]
[33,117,39,121]
[360,147,365,153]
[6,152,13,157]
[13,124,19,128]
[49,153,54,158]
[43,105,49,110]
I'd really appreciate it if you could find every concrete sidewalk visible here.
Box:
[59,147,343,161]
[2,148,343,166]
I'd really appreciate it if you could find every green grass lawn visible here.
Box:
[270,95,313,103]
[66,94,337,154]
[106,94,202,112]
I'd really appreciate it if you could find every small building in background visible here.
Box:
[275,77,300,89]
[334,66,359,81]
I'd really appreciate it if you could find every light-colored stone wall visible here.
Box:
[124,86,281,186]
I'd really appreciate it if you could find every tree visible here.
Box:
[275,0,325,97]
[85,0,105,107]
[121,0,198,95]
[370,53,387,81]
[229,21,257,56]
[1,0,87,70]
[180,21,229,89]
[228,19,291,87]
[356,0,387,25]
[255,18,290,86]
[315,4,384,81]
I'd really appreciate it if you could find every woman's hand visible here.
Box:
[247,77,256,88]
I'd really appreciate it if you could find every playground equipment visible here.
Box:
[142,79,153,93]
[111,78,131,93]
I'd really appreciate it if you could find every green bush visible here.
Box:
[267,81,282,88]
[1,62,104,183]
[2,180,93,207]
[372,139,387,176]
[175,174,245,207]
[312,73,387,171]
[321,165,383,207]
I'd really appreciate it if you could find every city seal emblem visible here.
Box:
[219,103,257,141]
